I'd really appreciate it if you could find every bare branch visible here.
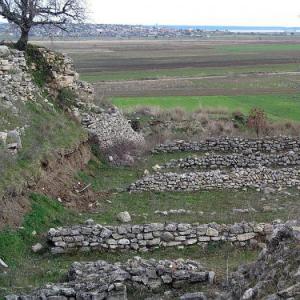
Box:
[0,0,86,49]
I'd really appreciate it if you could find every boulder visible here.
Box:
[32,243,44,253]
[117,211,132,223]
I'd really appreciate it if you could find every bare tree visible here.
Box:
[0,0,86,50]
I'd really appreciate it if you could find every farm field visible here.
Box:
[38,38,300,119]
[112,94,300,121]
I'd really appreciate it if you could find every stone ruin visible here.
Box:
[153,137,300,154]
[0,44,145,163]
[6,223,300,300]
[129,136,300,192]
[6,257,214,300]
[161,151,300,170]
[129,167,300,192]
[48,221,280,254]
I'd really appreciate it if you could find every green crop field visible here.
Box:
[112,94,300,121]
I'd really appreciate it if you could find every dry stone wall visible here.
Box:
[162,151,300,170]
[153,137,300,154]
[48,221,279,255]
[129,167,300,192]
[0,45,40,153]
[6,257,213,300]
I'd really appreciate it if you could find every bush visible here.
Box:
[247,108,267,137]
[56,88,77,109]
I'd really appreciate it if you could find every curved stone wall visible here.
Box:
[48,221,278,255]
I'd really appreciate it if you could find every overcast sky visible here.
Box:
[87,0,300,27]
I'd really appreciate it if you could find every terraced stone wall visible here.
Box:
[129,168,300,192]
[153,137,300,154]
[48,221,278,254]
[162,151,300,170]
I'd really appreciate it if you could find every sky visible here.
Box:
[87,0,300,27]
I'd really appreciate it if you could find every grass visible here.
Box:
[0,193,81,295]
[76,156,300,226]
[1,152,299,297]
[0,99,86,198]
[0,194,259,298]
[80,63,300,83]
[112,94,300,122]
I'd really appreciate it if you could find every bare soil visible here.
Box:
[0,142,98,229]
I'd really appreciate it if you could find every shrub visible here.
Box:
[247,107,267,137]
[56,88,77,109]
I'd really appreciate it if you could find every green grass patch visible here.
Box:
[112,94,300,122]
[76,155,300,226]
[0,194,81,295]
[0,99,86,197]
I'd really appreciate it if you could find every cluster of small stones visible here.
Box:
[153,137,300,154]
[48,221,279,255]
[129,167,300,192]
[162,150,300,170]
[6,257,213,300]
[81,106,145,165]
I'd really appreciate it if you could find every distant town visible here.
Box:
[0,23,299,40]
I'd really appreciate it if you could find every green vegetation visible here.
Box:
[1,152,298,296]
[0,99,86,198]
[112,94,300,121]
[0,192,259,297]
[0,194,80,294]
[76,157,300,225]
[25,45,52,87]
[80,63,300,83]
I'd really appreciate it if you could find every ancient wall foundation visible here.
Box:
[6,257,213,300]
[129,167,300,192]
[48,221,279,254]
[162,151,300,170]
[153,137,300,154]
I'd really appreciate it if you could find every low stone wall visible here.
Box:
[48,221,277,254]
[153,137,300,154]
[6,257,212,300]
[129,167,300,192]
[162,151,300,170]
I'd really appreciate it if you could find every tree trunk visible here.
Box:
[16,29,29,51]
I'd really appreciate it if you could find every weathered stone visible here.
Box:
[117,212,132,223]
[32,243,44,253]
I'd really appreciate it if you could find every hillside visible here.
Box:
[0,44,299,300]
